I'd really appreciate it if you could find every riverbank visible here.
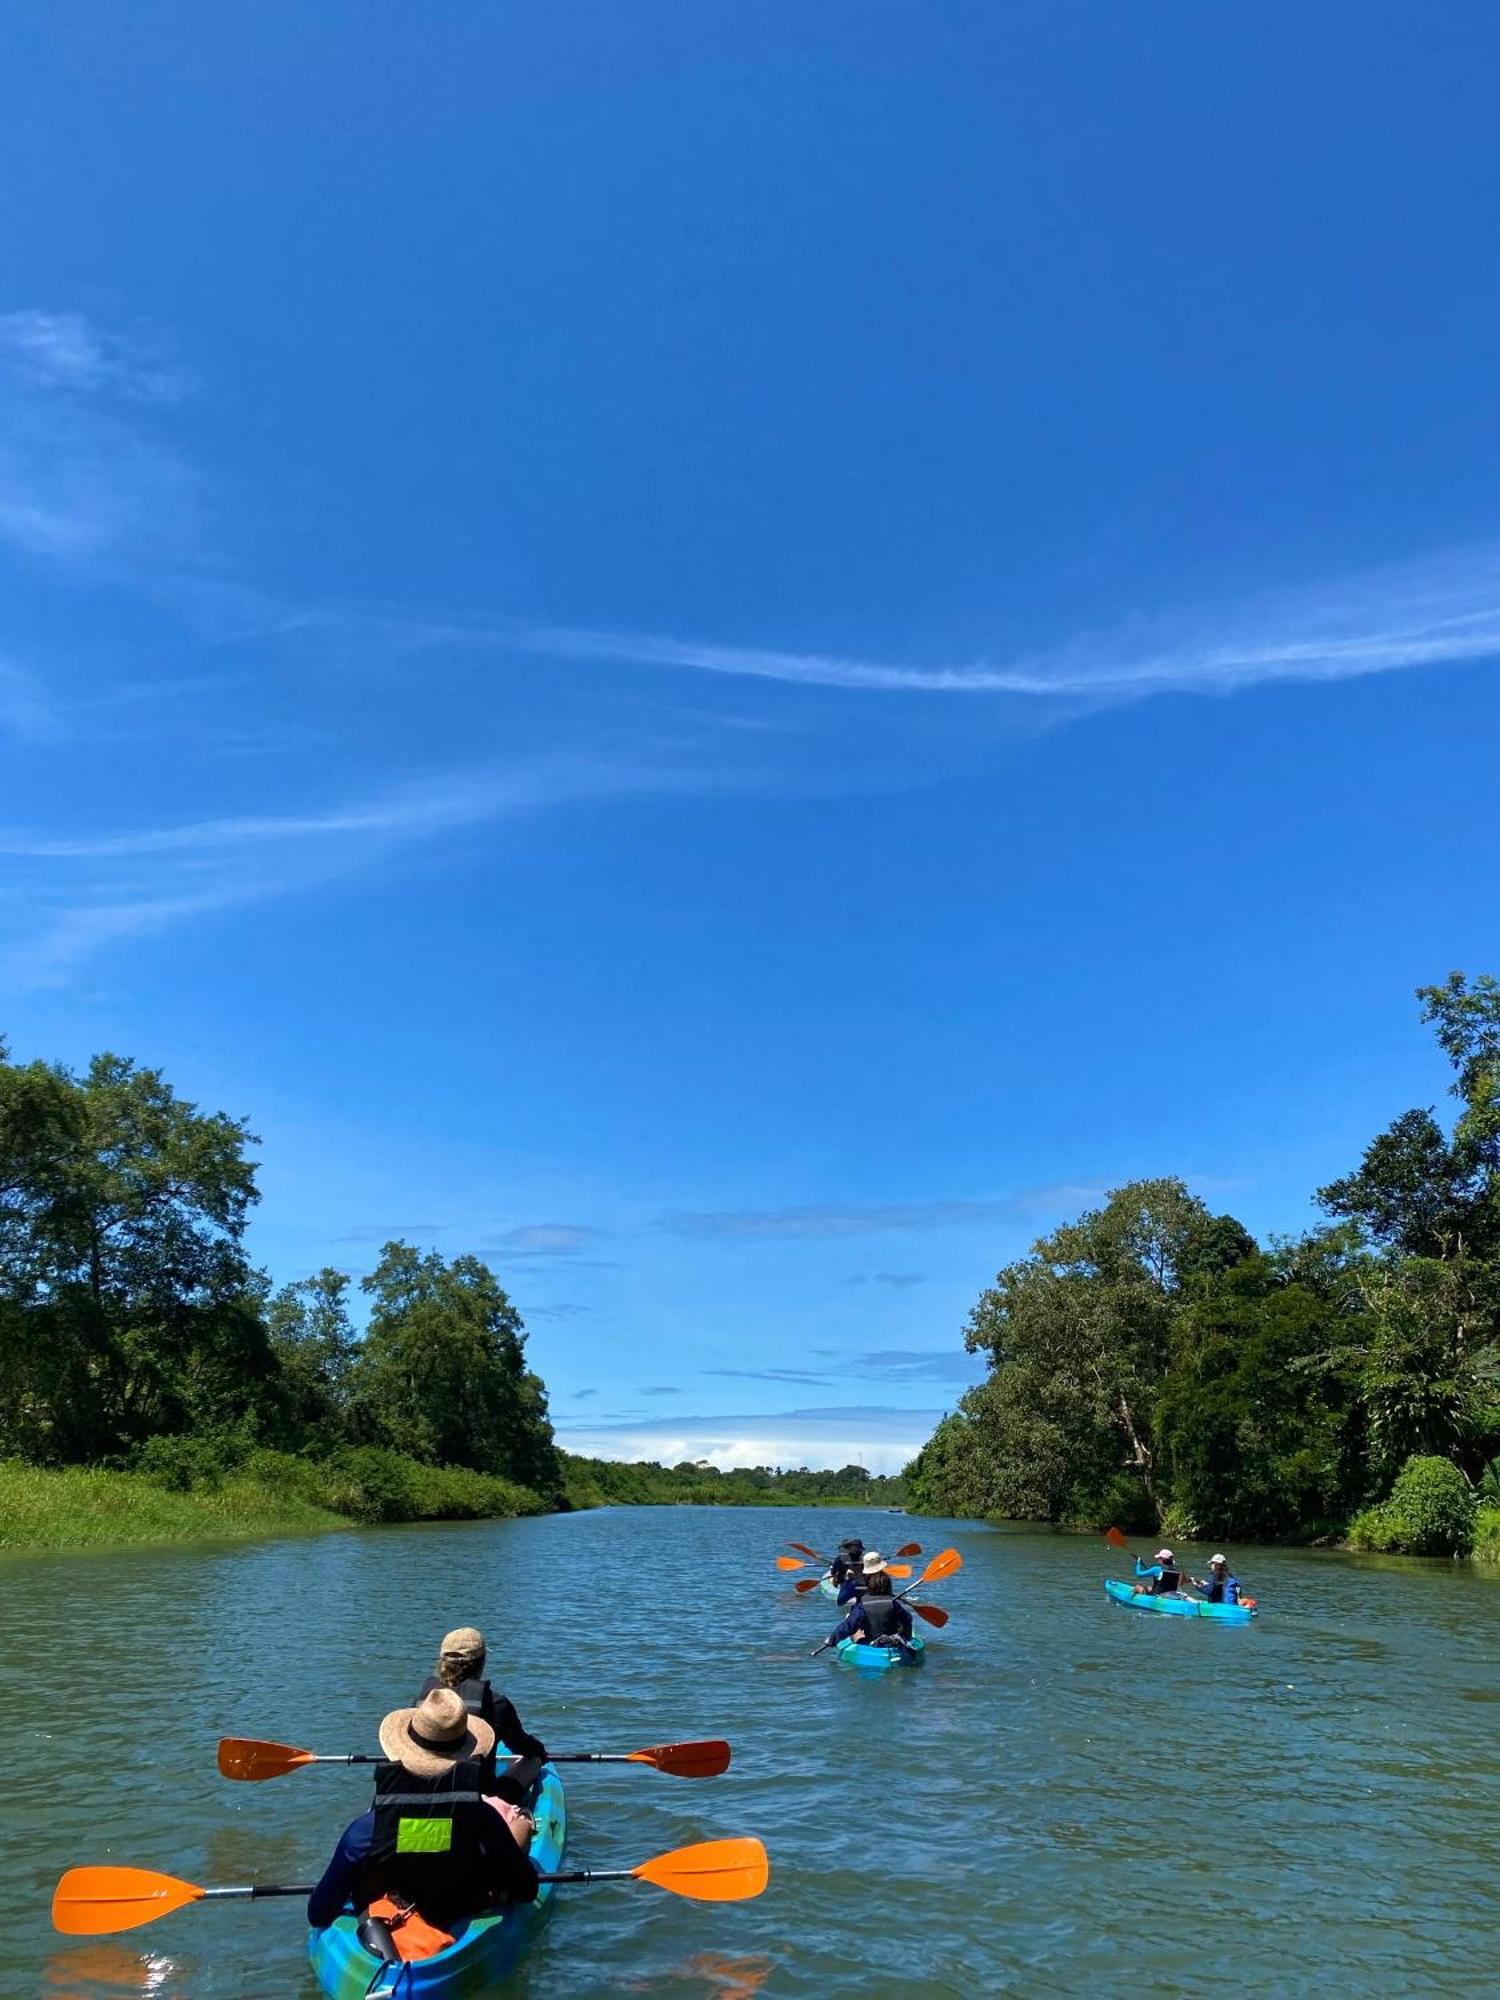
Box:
[0,1449,551,1555]
[0,1460,345,1552]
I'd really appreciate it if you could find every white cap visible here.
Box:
[1209,1553,1227,1566]
[1154,1548,1174,1562]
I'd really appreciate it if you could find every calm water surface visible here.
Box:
[7,1506,1499,1997]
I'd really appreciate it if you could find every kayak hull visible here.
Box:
[818,1575,841,1601]
[834,1634,926,1673]
[1104,1579,1256,1624]
[308,1763,566,1998]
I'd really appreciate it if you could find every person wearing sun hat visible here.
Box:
[306,1687,540,1934]
[817,1550,915,1655]
[413,1624,547,1817]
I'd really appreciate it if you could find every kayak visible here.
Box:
[818,1575,841,1602]
[308,1764,566,1998]
[1104,1579,1257,1625]
[833,1635,926,1673]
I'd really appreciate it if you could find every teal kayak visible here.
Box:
[308,1764,566,1998]
[1105,1579,1256,1625]
[833,1634,926,1673]
[818,1575,841,1602]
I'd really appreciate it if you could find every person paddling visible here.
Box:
[819,1552,914,1653]
[306,1687,539,1939]
[826,1536,866,1588]
[416,1625,546,1843]
[1131,1547,1185,1597]
[1192,1553,1242,1605]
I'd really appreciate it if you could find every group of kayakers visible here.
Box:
[817,1536,916,1654]
[1131,1549,1243,1605]
[307,1625,546,1956]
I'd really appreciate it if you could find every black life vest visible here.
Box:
[359,1758,491,1920]
[859,1593,906,1644]
[418,1673,489,1722]
[1153,1566,1183,1594]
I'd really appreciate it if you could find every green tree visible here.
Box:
[1155,1254,1360,1540]
[939,1179,1258,1527]
[268,1267,359,1436]
[1320,975,1500,1259]
[0,1044,270,1461]
[350,1243,561,1501]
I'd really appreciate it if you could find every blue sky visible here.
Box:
[3,5,1498,1471]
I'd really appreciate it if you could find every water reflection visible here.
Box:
[42,1942,187,1997]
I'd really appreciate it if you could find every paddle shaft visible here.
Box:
[262,1750,686,1767]
[203,1884,314,1901]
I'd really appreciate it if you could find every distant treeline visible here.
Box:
[0,1039,563,1525]
[562,1454,905,1509]
[905,975,1500,1563]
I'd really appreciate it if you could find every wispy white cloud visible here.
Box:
[656,1184,1110,1240]
[0,758,651,988]
[0,310,188,403]
[511,545,1500,703]
[0,309,200,569]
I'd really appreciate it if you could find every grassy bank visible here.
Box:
[0,1459,344,1552]
[0,1448,551,1555]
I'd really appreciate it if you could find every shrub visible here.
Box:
[1348,1454,1476,1557]
[134,1432,232,1492]
[1474,1504,1500,1565]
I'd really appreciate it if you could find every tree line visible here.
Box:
[0,1041,564,1519]
[905,974,1500,1559]
[0,1037,896,1532]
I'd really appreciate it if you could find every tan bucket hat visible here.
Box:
[861,1551,888,1576]
[379,1686,495,1778]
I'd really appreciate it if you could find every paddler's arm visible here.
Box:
[491,1693,547,1764]
[480,1818,541,1905]
[307,1811,374,1929]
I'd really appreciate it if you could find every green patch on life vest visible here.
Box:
[396,1815,453,1855]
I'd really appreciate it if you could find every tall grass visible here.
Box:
[0,1459,343,1552]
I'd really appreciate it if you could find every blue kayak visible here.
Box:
[308,1764,566,1998]
[1105,1579,1256,1625]
[833,1634,926,1673]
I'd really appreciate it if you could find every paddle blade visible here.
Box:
[217,1737,315,1782]
[894,1542,923,1558]
[635,1838,769,1903]
[53,1868,203,1937]
[911,1600,949,1628]
[794,1577,823,1594]
[627,1739,732,1779]
[919,1548,963,1585]
[1104,1526,1129,1550]
[775,1556,809,1572]
[885,1563,912,1579]
[785,1542,824,1561]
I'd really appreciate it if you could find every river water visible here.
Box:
[8,1505,1500,1997]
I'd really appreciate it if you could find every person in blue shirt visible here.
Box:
[1192,1553,1241,1604]
[818,1552,914,1652]
[1131,1548,1185,1596]
[307,1687,540,1935]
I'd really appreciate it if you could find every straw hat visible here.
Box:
[379,1687,495,1778]
[861,1551,888,1576]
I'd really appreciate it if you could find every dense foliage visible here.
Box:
[906,975,1500,1558]
[0,1041,564,1517]
[562,1454,905,1509]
